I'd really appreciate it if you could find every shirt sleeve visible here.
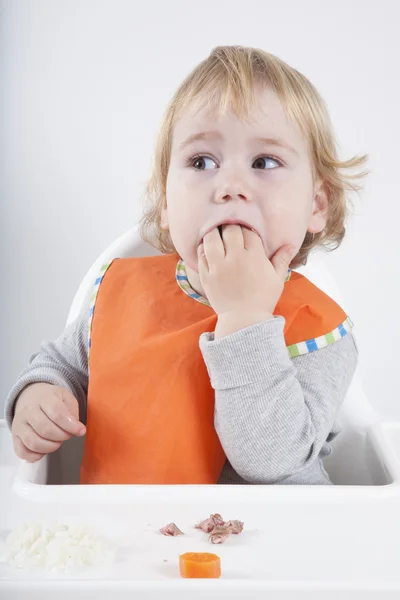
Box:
[3,306,90,429]
[199,316,358,484]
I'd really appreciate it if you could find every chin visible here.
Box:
[182,254,199,272]
[171,240,198,271]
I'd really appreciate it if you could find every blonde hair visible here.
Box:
[140,45,368,267]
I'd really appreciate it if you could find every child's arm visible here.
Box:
[6,306,90,461]
[4,306,90,431]
[12,383,86,462]
[200,318,358,484]
[198,224,358,484]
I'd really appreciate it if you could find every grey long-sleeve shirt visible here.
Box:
[4,300,358,485]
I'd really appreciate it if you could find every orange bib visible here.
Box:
[80,253,350,485]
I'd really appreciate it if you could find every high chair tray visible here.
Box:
[2,420,400,599]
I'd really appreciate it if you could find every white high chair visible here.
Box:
[64,226,380,486]
[4,230,400,597]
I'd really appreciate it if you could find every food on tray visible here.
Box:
[209,525,231,544]
[159,522,184,536]
[195,514,244,544]
[179,552,221,578]
[209,520,244,544]
[194,513,225,533]
[4,522,112,571]
[160,515,244,544]
[225,520,244,534]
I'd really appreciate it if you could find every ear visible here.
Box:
[160,196,170,231]
[307,180,329,234]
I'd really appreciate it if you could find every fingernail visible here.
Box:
[78,427,86,436]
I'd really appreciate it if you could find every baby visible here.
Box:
[5,46,367,485]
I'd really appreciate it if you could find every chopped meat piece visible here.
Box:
[209,525,231,544]
[195,519,215,533]
[209,520,244,544]
[194,514,244,544]
[226,520,244,534]
[195,513,225,533]
[159,522,184,536]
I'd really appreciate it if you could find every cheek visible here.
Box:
[165,174,204,264]
[166,175,191,227]
[260,179,313,250]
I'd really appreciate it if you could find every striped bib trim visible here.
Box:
[175,258,353,357]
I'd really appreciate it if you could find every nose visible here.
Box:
[214,171,252,204]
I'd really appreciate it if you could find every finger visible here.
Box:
[242,227,264,251]
[270,245,296,281]
[28,408,73,443]
[17,423,62,455]
[221,224,244,255]
[197,243,209,276]
[13,436,45,463]
[203,228,225,264]
[56,387,81,422]
[40,392,86,437]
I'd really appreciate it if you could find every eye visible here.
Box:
[191,156,218,170]
[252,156,281,170]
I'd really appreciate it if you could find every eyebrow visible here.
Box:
[178,130,300,156]
[178,131,223,151]
[254,136,300,157]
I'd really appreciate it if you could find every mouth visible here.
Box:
[204,220,259,241]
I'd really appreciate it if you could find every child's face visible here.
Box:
[163,85,328,270]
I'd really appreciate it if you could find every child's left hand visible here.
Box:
[197,224,295,339]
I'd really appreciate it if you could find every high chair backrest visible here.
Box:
[67,226,161,327]
[67,226,379,484]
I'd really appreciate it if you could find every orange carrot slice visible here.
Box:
[179,552,221,579]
